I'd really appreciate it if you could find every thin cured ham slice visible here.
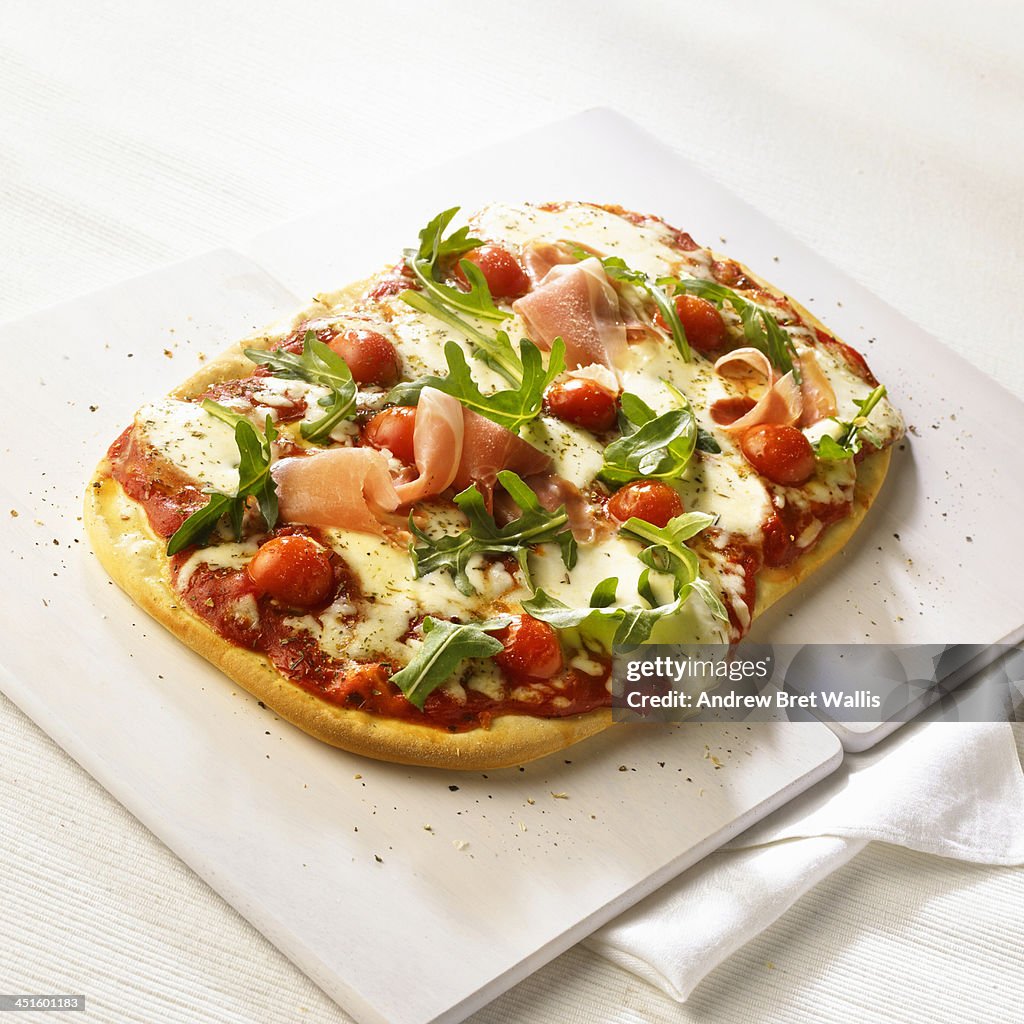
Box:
[524,472,606,543]
[797,349,838,426]
[272,448,400,535]
[452,409,552,509]
[713,347,775,383]
[392,391,552,509]
[393,388,464,505]
[522,241,578,285]
[513,257,628,373]
[712,347,803,433]
[723,372,802,433]
[275,388,552,528]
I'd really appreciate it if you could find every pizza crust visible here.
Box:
[83,221,899,770]
[83,443,890,770]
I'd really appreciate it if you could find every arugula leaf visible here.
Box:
[399,292,524,386]
[815,434,852,462]
[523,579,677,652]
[398,209,531,384]
[524,512,728,649]
[594,254,692,362]
[410,470,577,596]
[415,207,483,265]
[244,331,356,444]
[601,388,697,485]
[696,427,721,454]
[390,614,512,709]
[661,277,800,381]
[167,402,279,555]
[815,385,888,461]
[388,337,565,434]
[619,513,729,622]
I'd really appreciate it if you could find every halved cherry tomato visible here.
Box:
[739,424,816,486]
[607,480,684,528]
[710,395,756,426]
[543,377,619,432]
[492,615,563,681]
[656,294,727,353]
[454,244,530,300]
[247,535,334,608]
[363,406,417,464]
[328,329,400,386]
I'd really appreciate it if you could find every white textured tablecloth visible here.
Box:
[3,2,1023,1022]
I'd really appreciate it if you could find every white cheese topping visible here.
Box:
[176,539,260,591]
[135,399,240,491]
[520,415,606,489]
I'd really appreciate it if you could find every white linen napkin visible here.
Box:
[586,720,1024,1001]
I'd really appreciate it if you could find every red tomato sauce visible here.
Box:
[198,371,311,424]
[761,495,853,569]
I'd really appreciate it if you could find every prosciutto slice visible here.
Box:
[722,371,803,433]
[452,409,552,509]
[522,241,578,285]
[274,383,553,529]
[272,448,400,535]
[391,391,552,509]
[714,347,775,383]
[797,349,838,426]
[713,347,803,432]
[393,388,463,505]
[525,472,606,543]
[513,257,628,372]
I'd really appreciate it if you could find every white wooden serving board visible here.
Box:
[0,108,1018,1022]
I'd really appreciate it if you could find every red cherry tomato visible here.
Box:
[492,615,563,681]
[656,294,726,353]
[709,395,756,426]
[247,535,334,608]
[607,480,684,528]
[363,407,417,464]
[543,377,619,432]
[739,424,816,486]
[454,244,530,300]
[328,329,400,386]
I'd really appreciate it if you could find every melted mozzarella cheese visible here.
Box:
[250,376,333,416]
[315,528,528,664]
[520,415,606,489]
[135,399,240,491]
[798,341,903,442]
[177,540,260,590]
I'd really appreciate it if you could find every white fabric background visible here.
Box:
[2,1,1023,1021]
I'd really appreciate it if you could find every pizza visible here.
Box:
[85,201,905,769]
